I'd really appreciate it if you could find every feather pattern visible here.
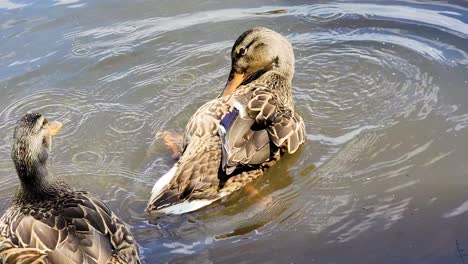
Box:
[148,71,306,214]
[0,191,140,264]
[147,27,306,214]
[1,113,140,264]
[220,85,305,175]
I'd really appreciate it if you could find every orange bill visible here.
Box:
[47,121,63,136]
[223,72,245,96]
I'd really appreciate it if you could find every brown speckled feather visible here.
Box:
[0,236,48,264]
[149,72,305,213]
[148,98,231,211]
[0,191,140,264]
[148,27,306,214]
[2,113,141,263]
[221,84,305,174]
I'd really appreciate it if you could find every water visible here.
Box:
[1,0,468,263]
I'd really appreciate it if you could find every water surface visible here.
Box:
[1,0,468,263]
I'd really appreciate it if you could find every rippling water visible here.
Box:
[1,0,468,263]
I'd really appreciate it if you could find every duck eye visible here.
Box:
[239,47,246,56]
[42,119,48,128]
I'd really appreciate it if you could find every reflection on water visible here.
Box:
[1,0,468,263]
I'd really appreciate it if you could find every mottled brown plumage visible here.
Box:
[147,27,305,214]
[0,113,141,264]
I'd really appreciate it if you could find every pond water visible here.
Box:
[1,0,468,263]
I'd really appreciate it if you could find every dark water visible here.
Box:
[1,0,468,263]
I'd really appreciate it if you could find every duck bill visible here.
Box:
[222,70,245,96]
[48,121,63,136]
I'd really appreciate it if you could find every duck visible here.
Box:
[0,113,141,264]
[147,27,305,214]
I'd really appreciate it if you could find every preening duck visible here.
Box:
[148,27,305,214]
[0,113,141,264]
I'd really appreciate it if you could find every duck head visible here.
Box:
[222,27,295,96]
[11,113,62,190]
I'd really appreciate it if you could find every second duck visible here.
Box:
[147,27,306,214]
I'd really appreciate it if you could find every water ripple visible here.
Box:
[1,1,468,262]
[295,42,440,138]
[109,113,146,134]
[0,89,88,138]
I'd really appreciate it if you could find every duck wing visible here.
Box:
[219,88,305,175]
[0,236,48,264]
[147,133,224,214]
[0,192,140,264]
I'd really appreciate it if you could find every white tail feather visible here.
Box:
[149,165,177,204]
[156,199,217,215]
[148,165,222,215]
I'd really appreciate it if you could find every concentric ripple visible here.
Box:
[295,39,439,135]
[71,150,106,167]
[109,112,147,134]
[0,89,88,137]
[1,1,468,263]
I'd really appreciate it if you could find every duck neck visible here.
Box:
[252,71,293,105]
[13,159,68,203]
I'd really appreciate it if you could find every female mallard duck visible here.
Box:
[0,113,141,264]
[147,27,305,214]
